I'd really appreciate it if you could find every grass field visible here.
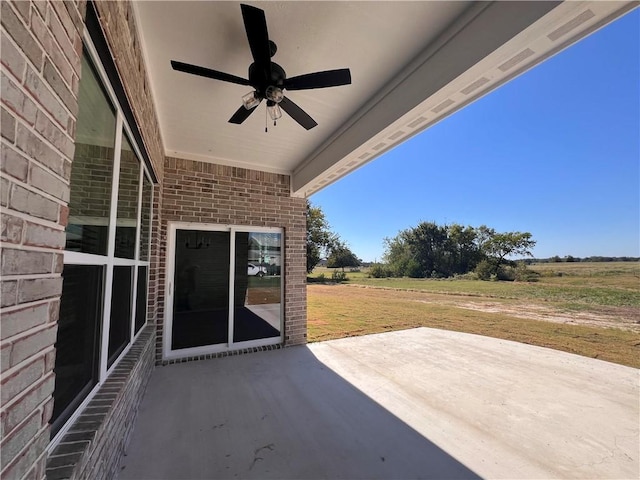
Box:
[307,262,640,368]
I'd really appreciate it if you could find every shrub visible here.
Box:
[514,264,540,282]
[331,270,348,282]
[497,266,516,281]
[474,259,493,281]
[405,259,422,278]
[369,264,392,278]
[454,272,478,280]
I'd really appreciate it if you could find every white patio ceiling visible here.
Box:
[132,1,636,197]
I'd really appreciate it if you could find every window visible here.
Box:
[51,47,153,438]
[51,265,103,435]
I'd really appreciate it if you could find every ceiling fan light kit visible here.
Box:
[242,91,261,110]
[171,3,352,131]
[267,103,283,121]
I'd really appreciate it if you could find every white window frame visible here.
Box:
[164,222,284,361]
[49,31,154,450]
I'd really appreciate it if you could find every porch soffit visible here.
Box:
[132,1,637,197]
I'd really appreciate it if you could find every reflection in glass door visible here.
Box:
[233,231,282,343]
[168,225,282,357]
[171,230,230,350]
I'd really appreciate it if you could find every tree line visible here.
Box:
[376,221,536,280]
[307,202,537,281]
[532,256,639,263]
[306,201,360,273]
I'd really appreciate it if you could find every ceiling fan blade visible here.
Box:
[283,69,352,91]
[240,4,271,71]
[229,103,259,124]
[279,96,317,130]
[171,60,250,86]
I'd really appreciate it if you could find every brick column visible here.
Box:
[1,1,84,479]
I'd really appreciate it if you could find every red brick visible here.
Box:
[1,177,11,207]
[0,143,29,181]
[58,204,69,226]
[1,280,18,307]
[30,5,76,89]
[50,1,77,45]
[1,30,27,82]
[44,348,56,373]
[32,1,47,19]
[63,1,84,37]
[34,108,75,159]
[0,303,49,340]
[0,426,49,480]
[47,4,79,77]
[43,57,77,115]
[1,71,37,125]
[11,0,30,23]
[3,373,54,434]
[54,253,64,273]
[29,162,70,202]
[1,341,11,374]
[24,65,70,129]
[18,277,62,303]
[9,325,58,366]
[15,123,66,177]
[0,1,43,70]
[0,357,44,405]
[2,248,55,276]
[23,221,66,249]
[0,410,41,469]
[1,106,17,143]
[9,184,60,222]
[0,214,24,244]
[41,396,55,426]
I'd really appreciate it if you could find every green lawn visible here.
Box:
[308,262,640,308]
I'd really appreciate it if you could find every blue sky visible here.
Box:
[311,9,639,262]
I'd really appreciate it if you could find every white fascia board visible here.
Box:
[291,1,635,198]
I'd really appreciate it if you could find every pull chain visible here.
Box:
[265,106,268,133]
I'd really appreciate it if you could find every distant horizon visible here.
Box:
[311,9,639,263]
[315,255,640,266]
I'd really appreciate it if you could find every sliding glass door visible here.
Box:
[166,224,282,359]
[233,231,282,343]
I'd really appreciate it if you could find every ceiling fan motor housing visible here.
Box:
[249,62,286,97]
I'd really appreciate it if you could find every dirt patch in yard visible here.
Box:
[415,299,639,332]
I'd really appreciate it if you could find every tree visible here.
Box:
[483,232,536,275]
[383,222,484,277]
[383,229,420,277]
[306,201,337,273]
[326,241,360,271]
[383,221,536,280]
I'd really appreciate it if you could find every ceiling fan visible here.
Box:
[171,3,351,130]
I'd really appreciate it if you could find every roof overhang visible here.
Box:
[132,1,637,197]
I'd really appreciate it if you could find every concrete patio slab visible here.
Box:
[118,328,639,479]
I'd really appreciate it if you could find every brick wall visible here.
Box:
[158,157,307,362]
[1,1,163,479]
[45,326,155,480]
[1,1,83,478]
